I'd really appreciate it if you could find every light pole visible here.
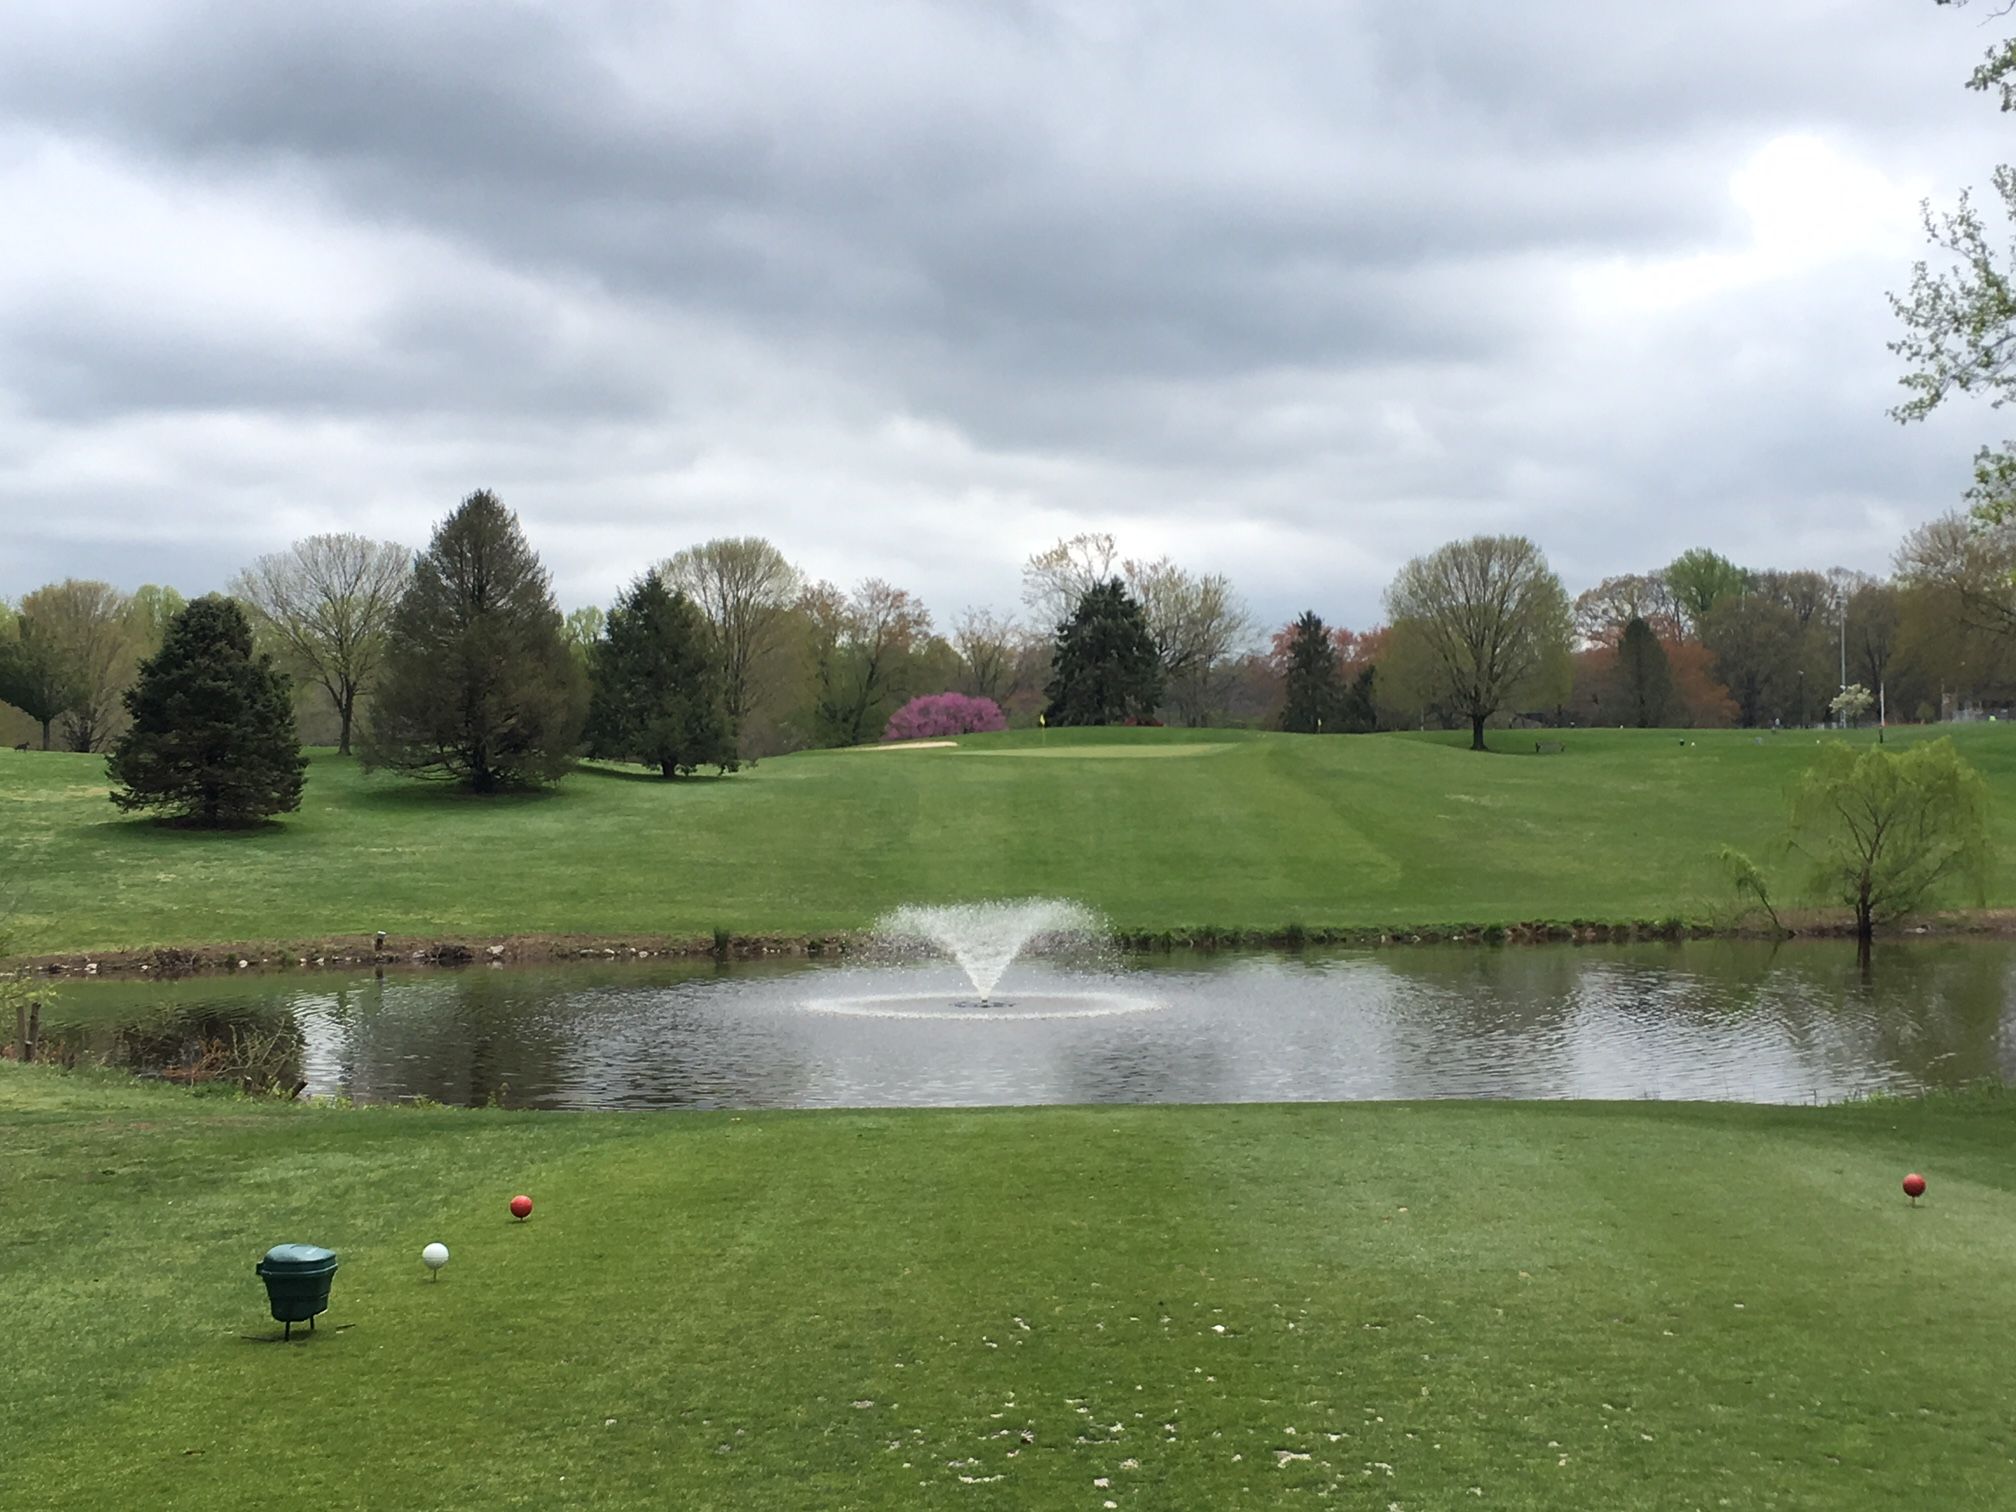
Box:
[1797,668,1806,729]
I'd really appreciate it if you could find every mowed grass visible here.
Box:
[3,1067,2012,1509]
[7,724,2016,955]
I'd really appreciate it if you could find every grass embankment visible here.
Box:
[5,725,2016,958]
[3,1067,2012,1508]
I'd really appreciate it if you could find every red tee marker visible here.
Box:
[1902,1173,1926,1204]
[510,1194,534,1220]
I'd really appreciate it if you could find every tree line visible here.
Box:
[5,495,2016,792]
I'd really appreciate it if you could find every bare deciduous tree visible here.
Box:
[950,607,1028,704]
[232,534,413,756]
[1021,532,1121,630]
[1124,556,1253,725]
[661,537,804,736]
[815,580,933,746]
[1572,573,1681,647]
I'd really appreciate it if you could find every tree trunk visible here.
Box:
[1856,883,1874,945]
[1470,713,1486,751]
[38,718,51,751]
[337,686,355,757]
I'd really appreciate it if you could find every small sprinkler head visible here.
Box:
[421,1242,449,1277]
[509,1194,533,1221]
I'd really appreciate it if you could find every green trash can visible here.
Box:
[256,1244,339,1338]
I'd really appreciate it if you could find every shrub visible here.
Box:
[883,692,1007,741]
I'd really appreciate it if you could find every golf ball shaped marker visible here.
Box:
[422,1242,449,1272]
[510,1194,533,1220]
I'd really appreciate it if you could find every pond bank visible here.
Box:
[16,908,2016,980]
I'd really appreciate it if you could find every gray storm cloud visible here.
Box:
[0,0,2000,627]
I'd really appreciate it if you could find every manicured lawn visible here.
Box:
[3,1068,2011,1508]
[5,725,2016,955]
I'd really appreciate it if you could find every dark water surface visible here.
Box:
[38,939,2016,1110]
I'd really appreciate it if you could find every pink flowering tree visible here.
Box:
[883,692,1008,741]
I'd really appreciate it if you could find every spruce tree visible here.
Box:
[364,490,586,791]
[1617,616,1674,727]
[107,596,306,825]
[1279,611,1339,733]
[586,574,738,777]
[1044,578,1164,726]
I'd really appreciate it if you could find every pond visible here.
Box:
[33,938,2016,1110]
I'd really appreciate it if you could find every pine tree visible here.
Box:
[1616,616,1675,727]
[1044,578,1164,726]
[363,490,586,791]
[106,596,306,825]
[586,574,738,777]
[1279,611,1339,733]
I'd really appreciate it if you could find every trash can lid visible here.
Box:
[259,1243,338,1272]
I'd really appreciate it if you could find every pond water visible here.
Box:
[35,939,2016,1110]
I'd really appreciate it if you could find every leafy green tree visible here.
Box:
[125,585,188,655]
[0,617,83,749]
[17,579,135,752]
[1616,616,1674,727]
[1382,536,1572,751]
[106,596,306,826]
[1701,594,1800,727]
[1278,611,1339,733]
[1789,738,1990,943]
[586,574,736,778]
[1891,3,2016,520]
[1045,579,1164,726]
[364,490,586,792]
[560,608,604,673]
[1663,549,1751,635]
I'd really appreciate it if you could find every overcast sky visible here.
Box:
[0,1,2006,631]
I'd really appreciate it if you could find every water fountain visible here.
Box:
[803,897,1163,1020]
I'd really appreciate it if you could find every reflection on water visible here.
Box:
[43,939,2016,1111]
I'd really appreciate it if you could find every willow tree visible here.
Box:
[364,491,584,792]
[1382,536,1572,751]
[1789,739,1989,944]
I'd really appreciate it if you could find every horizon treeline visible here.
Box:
[4,502,2016,763]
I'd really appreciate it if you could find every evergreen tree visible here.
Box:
[364,490,586,791]
[1044,578,1164,726]
[106,596,306,825]
[1616,615,1674,727]
[1338,663,1380,734]
[1279,611,1339,733]
[586,574,738,777]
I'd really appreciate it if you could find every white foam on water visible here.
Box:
[801,990,1162,1022]
[875,898,1104,1000]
